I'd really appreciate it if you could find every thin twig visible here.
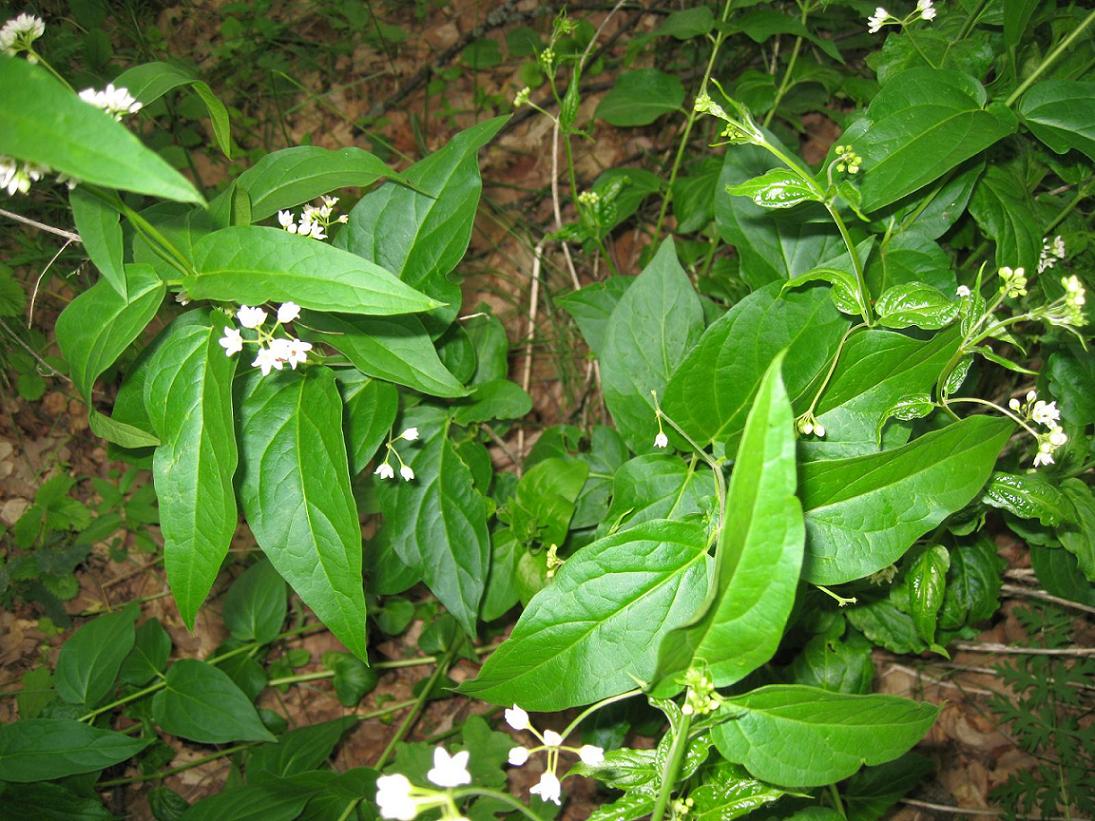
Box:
[0,207,81,242]
[550,117,582,291]
[515,241,544,470]
[1001,583,1095,616]
[953,642,1095,656]
[27,240,77,329]
[482,423,522,471]
[0,318,72,383]
[934,662,1095,693]
[900,799,1083,821]
[883,663,997,697]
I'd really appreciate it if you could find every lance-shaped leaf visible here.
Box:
[711,685,939,786]
[373,422,490,637]
[597,454,715,537]
[0,55,203,203]
[656,356,803,691]
[337,373,399,475]
[70,186,125,298]
[152,660,276,744]
[460,520,710,711]
[727,168,822,209]
[595,68,685,126]
[904,545,950,650]
[802,416,1013,584]
[237,367,366,659]
[187,226,439,316]
[1018,80,1095,163]
[875,282,959,330]
[981,471,1074,527]
[55,604,139,706]
[145,313,238,628]
[0,719,152,783]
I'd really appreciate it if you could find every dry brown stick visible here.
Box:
[0,206,81,242]
[515,241,545,471]
[27,239,77,330]
[900,799,1084,821]
[934,661,1095,693]
[1001,582,1095,616]
[882,663,997,697]
[953,642,1095,656]
[550,117,582,291]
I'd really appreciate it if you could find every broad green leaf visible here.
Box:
[499,457,588,549]
[656,7,715,39]
[981,471,1074,526]
[248,717,356,780]
[1018,81,1095,162]
[1030,543,1095,607]
[727,168,821,209]
[1003,0,1040,49]
[222,560,288,645]
[844,753,935,821]
[373,421,490,637]
[0,780,114,817]
[716,142,842,288]
[152,660,276,743]
[558,276,633,358]
[967,163,1041,273]
[876,394,935,443]
[460,520,710,711]
[672,155,722,233]
[178,777,322,821]
[324,651,379,706]
[131,201,217,279]
[337,117,508,333]
[1047,346,1095,427]
[689,761,785,820]
[783,267,863,318]
[187,226,438,316]
[0,55,203,203]
[119,618,172,686]
[787,630,874,694]
[904,545,950,649]
[70,186,125,298]
[592,167,664,233]
[711,685,939,786]
[451,379,531,425]
[875,281,959,330]
[465,312,510,384]
[55,604,139,706]
[598,454,715,537]
[0,719,152,783]
[887,160,983,241]
[1059,479,1095,582]
[337,373,398,475]
[656,356,803,690]
[866,230,956,295]
[595,69,685,126]
[856,69,1016,211]
[237,368,366,659]
[728,9,843,62]
[113,61,231,157]
[600,240,704,451]
[301,312,466,398]
[939,537,1005,630]
[847,596,924,654]
[802,416,1013,584]
[664,283,848,453]
[145,313,238,628]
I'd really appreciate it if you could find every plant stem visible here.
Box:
[266,644,500,687]
[762,1,808,129]
[1005,7,1095,107]
[652,0,735,240]
[828,783,848,819]
[805,323,865,416]
[825,204,873,324]
[562,688,642,738]
[650,708,693,821]
[452,788,542,821]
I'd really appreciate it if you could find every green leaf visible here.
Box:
[119,618,172,686]
[875,282,959,330]
[728,9,842,62]
[301,312,466,398]
[113,61,231,157]
[968,164,1041,273]
[711,685,939,786]
[856,69,1016,212]
[223,560,287,645]
[600,240,704,451]
[237,368,367,659]
[0,719,151,783]
[145,313,238,628]
[373,421,490,637]
[656,356,803,690]
[0,55,203,203]
[1018,81,1095,162]
[595,69,684,126]
[1030,543,1095,607]
[248,717,356,780]
[939,537,1005,630]
[1047,347,1095,428]
[337,117,508,334]
[187,226,438,316]
[70,186,125,298]
[558,276,633,358]
[460,520,710,711]
[981,471,1074,527]
[499,457,588,548]
[324,652,379,707]
[847,597,924,654]
[727,168,821,209]
[844,753,935,821]
[451,379,531,425]
[337,374,398,475]
[689,761,785,820]
[55,604,139,706]
[465,312,510,384]
[177,777,320,821]
[0,780,114,818]
[787,630,874,695]
[598,454,715,537]
[152,660,276,743]
[782,267,863,319]
[802,416,1013,584]
[904,545,950,649]
[1059,479,1095,582]
[656,7,715,39]
[876,394,935,443]
[664,283,848,453]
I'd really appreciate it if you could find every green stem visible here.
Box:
[825,203,873,324]
[762,2,808,129]
[562,689,642,739]
[267,644,500,687]
[26,50,74,91]
[452,787,542,821]
[653,0,735,240]
[828,783,848,819]
[806,323,864,416]
[1006,7,1095,107]
[650,709,693,821]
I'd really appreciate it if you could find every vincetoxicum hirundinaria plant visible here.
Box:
[0,1,1092,819]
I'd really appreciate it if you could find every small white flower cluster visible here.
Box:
[796,412,826,439]
[999,265,1028,299]
[0,155,48,196]
[1,13,44,61]
[79,83,142,120]
[577,190,600,207]
[375,746,472,820]
[374,427,419,482]
[681,668,723,716]
[218,302,313,376]
[868,0,935,34]
[504,705,604,806]
[832,144,862,175]
[277,196,347,241]
[513,86,531,108]
[956,285,972,298]
[1037,235,1066,274]
[1008,391,1068,469]
[867,7,892,33]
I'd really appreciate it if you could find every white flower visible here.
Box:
[1049,427,1068,447]
[814,423,826,438]
[1026,390,1037,402]
[1033,448,1054,468]
[542,730,563,748]
[79,84,142,120]
[956,285,971,298]
[252,346,284,376]
[277,210,298,233]
[426,748,471,788]
[0,156,45,196]
[1008,397,1021,411]
[505,705,530,731]
[284,338,311,369]
[237,305,267,329]
[530,771,562,805]
[401,427,420,441]
[277,301,301,324]
[0,13,45,57]
[1031,400,1060,428]
[322,195,339,209]
[508,746,530,766]
[218,326,243,356]
[653,432,669,448]
[375,773,418,821]
[399,464,415,482]
[916,0,936,21]
[578,745,605,765]
[374,462,395,480]
[867,7,890,33]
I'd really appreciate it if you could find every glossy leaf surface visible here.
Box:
[0,720,151,783]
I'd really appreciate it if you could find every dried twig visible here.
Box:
[0,206,81,243]
[515,241,544,470]
[900,798,1083,821]
[883,663,997,697]
[1001,582,1095,616]
[953,642,1095,656]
